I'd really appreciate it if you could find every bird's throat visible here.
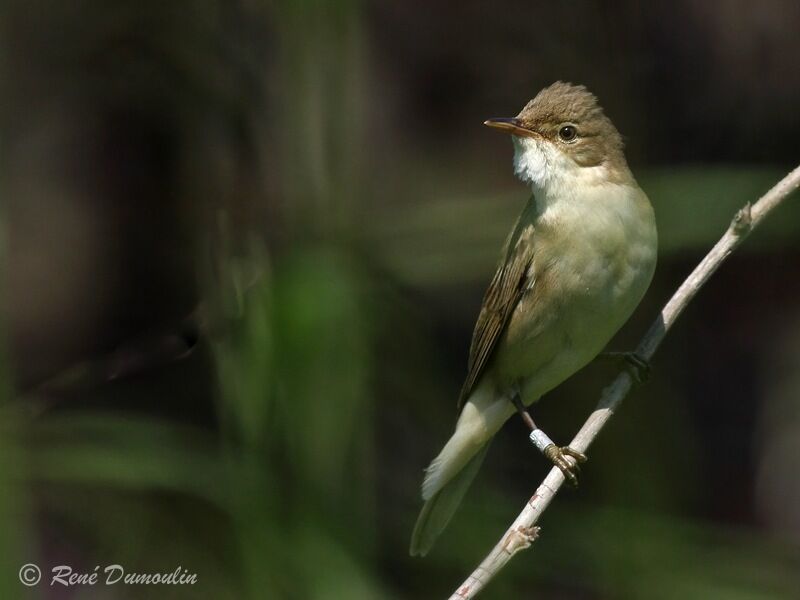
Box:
[512,136,551,190]
[512,135,618,204]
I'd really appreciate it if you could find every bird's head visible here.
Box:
[485,82,630,192]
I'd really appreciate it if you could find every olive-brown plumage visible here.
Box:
[410,82,657,556]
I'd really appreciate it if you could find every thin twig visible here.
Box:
[449,164,800,600]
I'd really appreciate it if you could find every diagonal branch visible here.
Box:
[449,164,800,600]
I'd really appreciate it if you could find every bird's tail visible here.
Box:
[409,442,490,557]
[410,387,513,556]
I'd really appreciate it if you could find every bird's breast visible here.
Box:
[494,184,656,390]
[541,187,655,335]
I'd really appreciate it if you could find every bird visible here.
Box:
[409,81,658,557]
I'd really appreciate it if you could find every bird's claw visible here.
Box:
[601,351,650,384]
[543,445,587,487]
[624,352,650,384]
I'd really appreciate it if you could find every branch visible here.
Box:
[449,164,800,600]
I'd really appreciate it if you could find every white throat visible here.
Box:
[512,136,610,205]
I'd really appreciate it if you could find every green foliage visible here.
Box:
[3,1,800,598]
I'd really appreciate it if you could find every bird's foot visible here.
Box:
[543,445,587,487]
[600,351,650,384]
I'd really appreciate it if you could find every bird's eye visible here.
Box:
[558,125,577,142]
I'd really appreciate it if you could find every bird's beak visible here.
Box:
[483,117,538,138]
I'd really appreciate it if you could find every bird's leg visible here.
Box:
[510,392,537,431]
[510,391,587,487]
[598,351,651,384]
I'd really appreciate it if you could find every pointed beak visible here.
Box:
[483,117,538,137]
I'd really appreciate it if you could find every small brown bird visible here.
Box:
[410,82,657,556]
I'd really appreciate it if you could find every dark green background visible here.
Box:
[2,1,800,598]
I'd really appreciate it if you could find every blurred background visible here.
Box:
[2,0,800,598]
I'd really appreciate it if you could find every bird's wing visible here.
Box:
[457,214,536,410]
